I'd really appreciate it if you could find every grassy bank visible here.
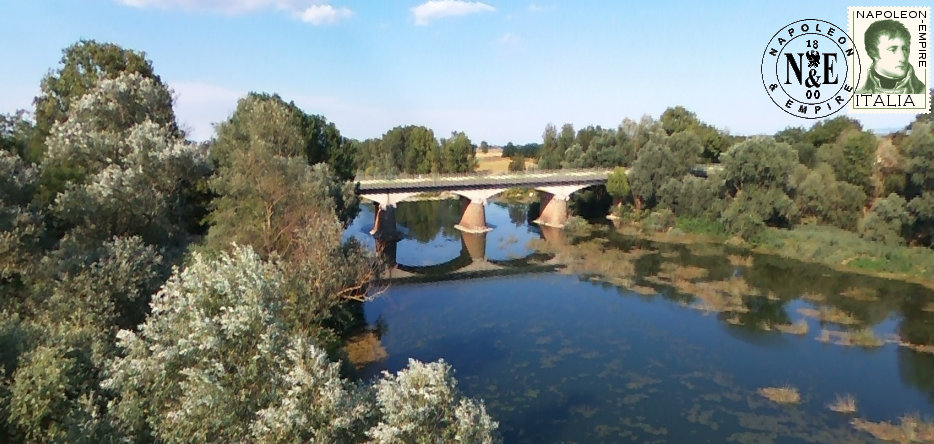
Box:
[610,216,934,288]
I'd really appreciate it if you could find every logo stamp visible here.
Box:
[848,6,930,114]
[762,19,860,119]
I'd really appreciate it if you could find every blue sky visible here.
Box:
[0,0,928,143]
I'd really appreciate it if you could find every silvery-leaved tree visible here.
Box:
[104,245,375,443]
[42,72,211,246]
[367,358,502,444]
[105,244,500,444]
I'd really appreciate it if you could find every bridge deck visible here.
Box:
[357,169,613,192]
[356,165,722,193]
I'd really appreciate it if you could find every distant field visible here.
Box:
[476,151,536,173]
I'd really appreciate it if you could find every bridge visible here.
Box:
[357,168,612,238]
[377,225,568,286]
[356,165,721,239]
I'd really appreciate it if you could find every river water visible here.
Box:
[344,199,934,444]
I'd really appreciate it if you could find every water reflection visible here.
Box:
[346,199,934,443]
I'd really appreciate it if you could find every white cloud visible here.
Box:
[115,0,316,13]
[527,3,554,12]
[499,32,520,44]
[299,4,353,25]
[115,0,354,24]
[411,0,495,26]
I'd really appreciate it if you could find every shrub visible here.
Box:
[646,209,677,232]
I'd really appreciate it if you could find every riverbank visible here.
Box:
[605,217,934,290]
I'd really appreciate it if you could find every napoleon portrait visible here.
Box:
[856,19,925,95]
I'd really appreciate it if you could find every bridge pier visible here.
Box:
[455,197,492,233]
[534,191,570,228]
[539,224,567,247]
[370,203,402,241]
[461,231,487,262]
[375,236,398,267]
[453,190,501,234]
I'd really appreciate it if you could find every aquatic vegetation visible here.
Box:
[728,254,754,267]
[801,291,827,302]
[624,372,661,390]
[797,306,859,325]
[757,385,801,404]
[570,404,599,418]
[851,414,934,443]
[841,287,879,301]
[817,328,884,348]
[630,285,658,295]
[828,394,858,414]
[622,394,648,404]
[775,320,809,335]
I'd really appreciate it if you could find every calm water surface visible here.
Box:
[345,199,934,444]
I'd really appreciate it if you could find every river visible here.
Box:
[344,198,934,444]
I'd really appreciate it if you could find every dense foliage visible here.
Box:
[0,41,501,443]
[523,101,934,249]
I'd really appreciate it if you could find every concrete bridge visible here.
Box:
[358,168,613,238]
[356,165,720,239]
[376,225,568,285]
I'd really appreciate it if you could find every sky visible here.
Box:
[0,0,929,144]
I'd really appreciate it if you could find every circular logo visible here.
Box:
[762,19,861,119]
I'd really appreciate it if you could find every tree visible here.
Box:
[0,112,34,160]
[859,194,913,245]
[508,155,526,172]
[818,128,877,194]
[480,141,489,154]
[807,116,862,148]
[719,138,800,237]
[629,139,681,210]
[105,246,500,444]
[207,152,360,259]
[660,106,700,135]
[537,124,562,169]
[905,122,934,194]
[441,132,476,173]
[605,167,631,207]
[794,164,867,231]
[502,142,516,157]
[105,246,375,444]
[31,40,177,161]
[368,359,501,444]
[720,137,797,192]
[41,73,210,246]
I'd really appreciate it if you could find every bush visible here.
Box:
[508,155,526,172]
[646,209,677,232]
[859,194,913,245]
[563,215,589,234]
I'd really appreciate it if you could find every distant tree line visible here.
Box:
[352,126,478,176]
[594,99,934,247]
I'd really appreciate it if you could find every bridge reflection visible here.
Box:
[376,225,568,285]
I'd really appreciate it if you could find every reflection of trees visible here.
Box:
[730,297,792,328]
[504,203,527,227]
[898,348,934,406]
[395,200,463,243]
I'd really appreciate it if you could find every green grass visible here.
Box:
[611,214,934,287]
[755,224,934,284]
[675,217,728,238]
